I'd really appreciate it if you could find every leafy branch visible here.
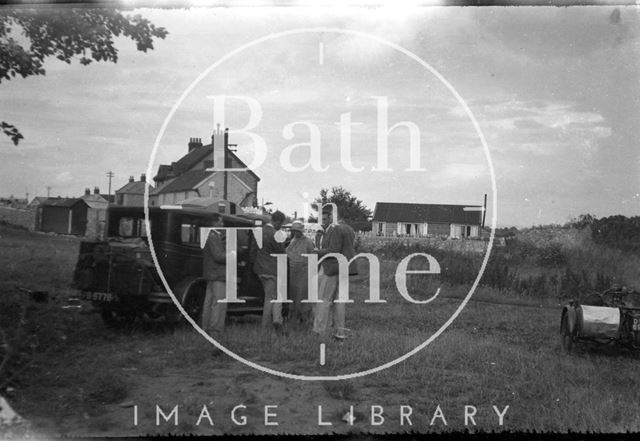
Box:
[0,8,168,145]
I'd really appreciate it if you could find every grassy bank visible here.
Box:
[2,224,640,436]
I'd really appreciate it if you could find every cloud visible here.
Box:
[55,171,73,183]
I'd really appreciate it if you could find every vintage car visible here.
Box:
[560,287,640,352]
[72,205,266,327]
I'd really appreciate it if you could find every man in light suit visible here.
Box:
[202,215,227,337]
[313,208,356,340]
[253,211,287,334]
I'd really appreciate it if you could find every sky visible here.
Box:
[1,5,639,227]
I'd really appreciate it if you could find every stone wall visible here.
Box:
[0,206,36,231]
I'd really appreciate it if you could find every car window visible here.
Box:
[181,223,201,245]
[118,217,149,238]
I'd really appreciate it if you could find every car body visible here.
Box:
[560,287,640,352]
[72,205,266,327]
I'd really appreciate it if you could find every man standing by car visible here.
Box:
[314,208,356,340]
[253,211,287,334]
[202,215,227,338]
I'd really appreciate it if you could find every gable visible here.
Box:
[154,143,260,183]
[155,170,214,194]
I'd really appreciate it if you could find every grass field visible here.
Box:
[1,224,640,436]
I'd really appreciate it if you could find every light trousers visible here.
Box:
[202,280,227,334]
[289,264,311,323]
[313,267,346,335]
[259,274,283,328]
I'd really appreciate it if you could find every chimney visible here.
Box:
[94,187,100,195]
[140,173,146,183]
[188,137,203,152]
[129,176,134,183]
[211,125,227,168]
[84,188,90,196]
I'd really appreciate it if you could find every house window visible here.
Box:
[377,222,384,236]
[405,223,411,235]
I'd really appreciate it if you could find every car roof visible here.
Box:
[107,205,257,226]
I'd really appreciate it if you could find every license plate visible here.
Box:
[633,318,640,331]
[81,291,115,302]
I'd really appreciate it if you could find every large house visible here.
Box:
[372,202,484,238]
[150,127,260,211]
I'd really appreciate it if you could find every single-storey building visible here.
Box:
[372,202,484,238]
[40,198,86,235]
[39,189,108,238]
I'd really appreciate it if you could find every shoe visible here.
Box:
[333,334,347,341]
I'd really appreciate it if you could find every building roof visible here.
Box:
[154,164,174,182]
[41,197,83,208]
[116,180,153,195]
[80,194,109,209]
[373,202,483,225]
[153,143,260,183]
[156,170,213,194]
[26,196,48,208]
[101,194,115,203]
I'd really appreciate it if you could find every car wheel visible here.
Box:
[561,314,574,353]
[183,284,205,325]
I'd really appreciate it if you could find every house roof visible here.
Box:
[373,202,483,225]
[27,196,48,208]
[101,194,115,203]
[116,181,153,195]
[180,197,238,211]
[154,164,174,182]
[81,194,109,209]
[155,170,213,194]
[41,197,83,208]
[153,143,260,183]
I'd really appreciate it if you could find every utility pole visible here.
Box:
[106,171,114,203]
[482,193,487,229]
[46,186,51,197]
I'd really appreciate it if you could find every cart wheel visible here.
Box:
[561,314,574,353]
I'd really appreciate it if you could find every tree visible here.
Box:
[1,7,168,145]
[313,186,372,231]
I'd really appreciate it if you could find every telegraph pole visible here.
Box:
[106,171,114,203]
[46,186,51,197]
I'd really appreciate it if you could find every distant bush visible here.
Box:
[565,213,596,230]
[358,228,637,300]
[591,215,640,254]
[536,242,566,266]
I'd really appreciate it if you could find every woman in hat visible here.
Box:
[285,220,316,325]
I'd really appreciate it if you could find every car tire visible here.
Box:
[183,284,206,325]
[561,313,574,353]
